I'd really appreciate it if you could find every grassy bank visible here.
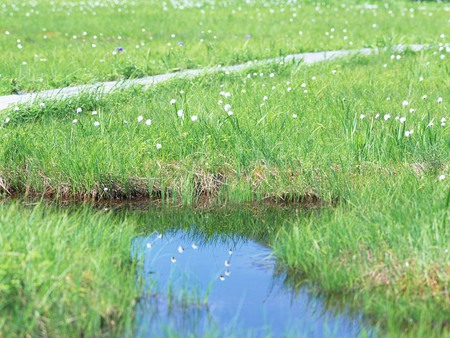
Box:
[0,0,448,94]
[275,173,450,337]
[0,47,448,202]
[0,202,139,337]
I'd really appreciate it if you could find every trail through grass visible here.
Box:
[0,0,448,94]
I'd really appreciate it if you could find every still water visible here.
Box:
[131,230,376,337]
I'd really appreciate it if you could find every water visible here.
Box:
[131,230,376,337]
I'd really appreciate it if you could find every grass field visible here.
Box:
[1,0,449,337]
[0,0,449,94]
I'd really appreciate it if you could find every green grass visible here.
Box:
[275,176,450,337]
[1,0,450,336]
[1,47,448,202]
[0,0,448,94]
[0,202,139,337]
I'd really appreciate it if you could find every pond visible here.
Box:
[131,223,377,337]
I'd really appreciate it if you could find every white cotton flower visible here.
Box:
[218,100,223,105]
[76,107,82,113]
[224,104,232,112]
[384,114,391,121]
[331,69,337,75]
[437,97,443,104]
[402,100,409,107]
[170,99,176,105]
[191,115,198,121]
[177,109,184,117]
[399,117,406,123]
[292,114,297,119]
[94,121,100,127]
[92,110,98,115]
[14,106,19,111]
[419,76,424,82]
[360,114,365,120]
[405,130,413,137]
[72,119,78,124]
[287,87,292,92]
[156,143,162,150]
[375,114,380,119]
[137,115,144,122]
[5,117,10,124]
[228,111,234,116]
[409,109,415,113]
[145,119,152,125]
[438,174,446,181]
[263,96,268,101]
[39,102,45,108]
[422,95,427,100]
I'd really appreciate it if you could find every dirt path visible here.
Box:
[0,44,425,112]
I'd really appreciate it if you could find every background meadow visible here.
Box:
[0,0,449,94]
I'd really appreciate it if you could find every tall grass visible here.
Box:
[274,173,450,336]
[0,202,139,337]
[0,49,448,204]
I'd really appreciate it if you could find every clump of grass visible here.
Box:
[0,202,139,337]
[274,172,450,336]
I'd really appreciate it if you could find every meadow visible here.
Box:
[0,0,449,337]
[0,0,449,94]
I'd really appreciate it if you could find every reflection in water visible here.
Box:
[131,231,376,338]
